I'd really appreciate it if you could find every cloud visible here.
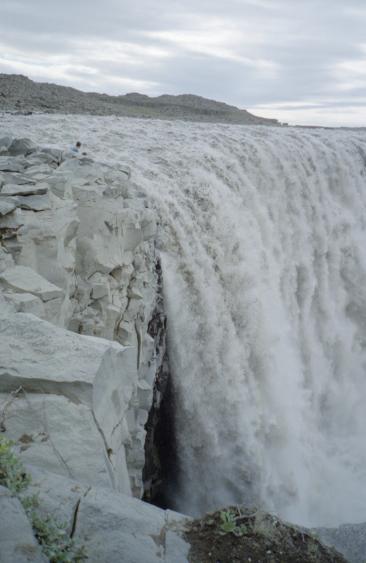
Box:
[0,0,365,125]
[144,21,278,71]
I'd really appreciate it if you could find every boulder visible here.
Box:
[0,265,64,301]
[7,138,37,156]
[0,313,137,493]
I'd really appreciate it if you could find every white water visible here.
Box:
[3,114,366,527]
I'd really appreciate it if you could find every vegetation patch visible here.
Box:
[0,435,86,562]
[184,505,347,563]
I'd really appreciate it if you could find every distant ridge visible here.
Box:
[0,74,279,125]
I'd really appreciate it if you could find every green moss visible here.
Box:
[0,436,31,493]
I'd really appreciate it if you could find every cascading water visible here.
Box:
[5,114,366,527]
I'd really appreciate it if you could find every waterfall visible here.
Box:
[6,114,366,526]
[133,124,366,527]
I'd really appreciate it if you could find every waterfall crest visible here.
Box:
[134,124,366,527]
[7,114,366,527]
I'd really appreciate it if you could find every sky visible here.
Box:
[1,0,366,127]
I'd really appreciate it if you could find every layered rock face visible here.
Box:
[0,136,192,563]
[0,136,164,497]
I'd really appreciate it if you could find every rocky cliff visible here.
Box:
[0,74,279,125]
[0,134,362,563]
[0,136,192,562]
[0,135,166,496]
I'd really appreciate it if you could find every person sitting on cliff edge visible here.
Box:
[69,141,82,155]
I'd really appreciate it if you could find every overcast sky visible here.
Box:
[1,0,366,126]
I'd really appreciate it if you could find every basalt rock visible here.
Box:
[0,137,169,498]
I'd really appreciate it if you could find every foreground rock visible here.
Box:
[184,507,347,563]
[0,313,137,492]
[25,466,190,563]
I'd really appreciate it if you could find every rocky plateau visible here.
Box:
[0,74,279,125]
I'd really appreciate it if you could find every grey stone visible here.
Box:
[8,138,37,156]
[2,393,111,488]
[0,312,137,493]
[165,530,191,563]
[40,147,64,164]
[0,138,163,500]
[0,172,36,186]
[14,194,51,211]
[0,486,45,563]
[0,156,26,173]
[0,265,64,301]
[0,136,12,152]
[26,468,191,563]
[0,199,16,216]
[0,247,15,274]
[3,292,45,316]
[1,183,48,196]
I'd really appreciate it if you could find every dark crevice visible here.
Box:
[70,499,81,539]
[142,257,179,510]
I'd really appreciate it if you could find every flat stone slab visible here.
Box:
[1,184,48,196]
[0,156,26,173]
[0,312,126,389]
[0,199,16,216]
[14,194,51,211]
[0,265,63,301]
[0,172,36,186]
